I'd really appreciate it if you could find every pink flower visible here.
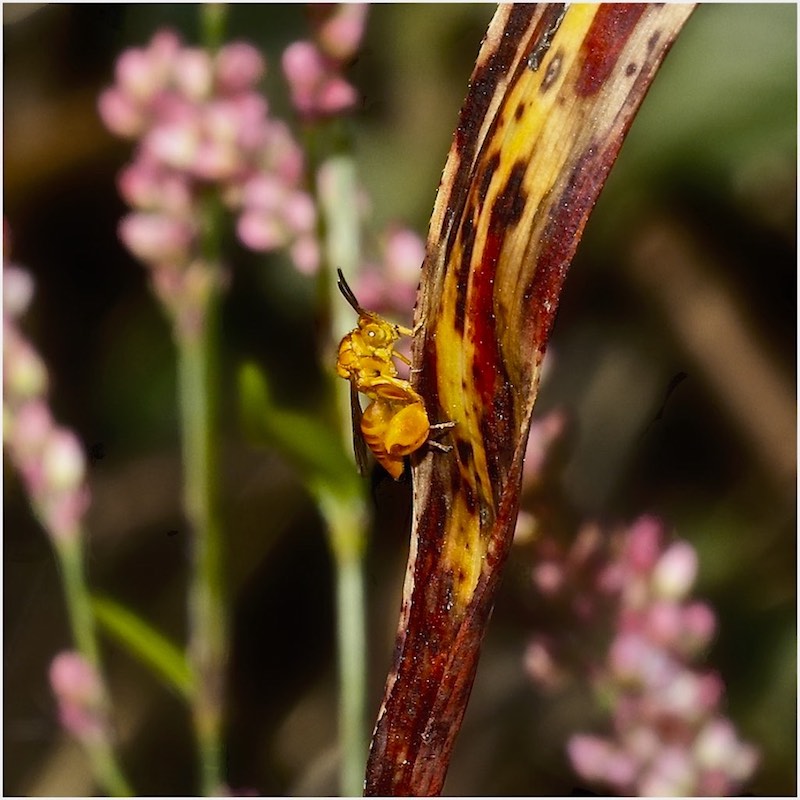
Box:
[316,4,369,62]
[215,43,266,94]
[237,211,287,252]
[289,236,320,276]
[173,48,213,101]
[3,263,35,318]
[652,540,698,599]
[282,40,358,119]
[49,651,106,741]
[623,515,664,573]
[526,516,759,795]
[4,329,48,401]
[98,87,146,137]
[119,213,193,266]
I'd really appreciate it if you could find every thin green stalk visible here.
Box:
[315,490,368,798]
[182,16,229,795]
[200,3,227,53]
[179,197,227,796]
[315,145,370,795]
[57,537,133,797]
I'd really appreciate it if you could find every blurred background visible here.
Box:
[4,3,795,795]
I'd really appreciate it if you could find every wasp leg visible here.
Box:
[428,439,453,453]
[430,421,457,433]
[427,420,456,453]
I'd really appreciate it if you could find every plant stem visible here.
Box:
[315,491,368,797]
[57,536,133,796]
[179,196,227,796]
[314,144,370,795]
[200,3,227,53]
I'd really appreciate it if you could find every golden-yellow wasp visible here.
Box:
[335,269,452,479]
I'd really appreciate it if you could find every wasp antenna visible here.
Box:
[337,268,364,314]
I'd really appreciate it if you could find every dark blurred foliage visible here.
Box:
[3,4,795,796]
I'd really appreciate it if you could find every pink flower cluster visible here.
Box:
[49,651,108,743]
[98,29,319,327]
[282,4,367,120]
[4,255,89,543]
[524,517,759,795]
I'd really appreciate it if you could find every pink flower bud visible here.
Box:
[639,746,695,796]
[118,162,192,214]
[3,264,35,318]
[203,99,240,145]
[623,515,663,573]
[645,599,682,646]
[681,601,716,651]
[567,734,609,780]
[289,235,320,275]
[148,29,182,67]
[98,87,145,138]
[45,485,91,543]
[282,40,326,92]
[263,120,304,183]
[532,561,563,595]
[282,40,328,116]
[119,213,193,265]
[231,94,270,153]
[317,4,369,62]
[145,117,202,171]
[568,735,632,785]
[242,173,287,211]
[609,632,670,686]
[384,226,425,282]
[215,43,266,94]
[174,48,214,101]
[236,211,286,252]
[652,541,697,600]
[9,400,54,462]
[315,75,358,115]
[283,191,316,234]
[524,639,563,689]
[693,717,757,776]
[694,670,724,712]
[193,140,241,182]
[5,332,48,400]
[49,651,105,741]
[655,669,707,719]
[42,429,86,493]
[115,47,162,103]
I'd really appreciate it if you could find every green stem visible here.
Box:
[316,492,368,797]
[200,4,228,53]
[313,135,370,795]
[57,536,133,796]
[179,197,227,796]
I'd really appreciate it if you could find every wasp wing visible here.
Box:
[349,379,369,476]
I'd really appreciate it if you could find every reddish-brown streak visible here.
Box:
[415,335,442,425]
[470,226,517,491]
[453,212,476,335]
[447,6,538,259]
[522,140,617,356]
[477,151,501,205]
[576,4,646,96]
